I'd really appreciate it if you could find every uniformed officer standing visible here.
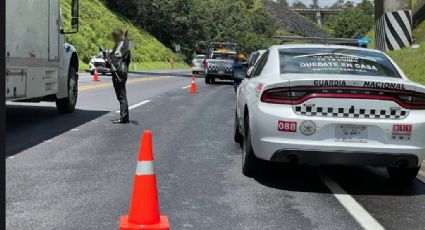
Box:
[109,28,130,124]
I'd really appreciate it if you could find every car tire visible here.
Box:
[242,114,261,177]
[387,166,420,182]
[211,77,216,84]
[234,112,243,147]
[56,66,78,113]
[90,70,94,76]
[205,75,211,84]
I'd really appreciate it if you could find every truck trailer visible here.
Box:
[6,0,80,113]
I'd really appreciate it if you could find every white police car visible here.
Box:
[234,44,425,181]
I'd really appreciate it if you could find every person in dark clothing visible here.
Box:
[233,53,247,92]
[109,28,130,124]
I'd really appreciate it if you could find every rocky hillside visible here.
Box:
[267,7,330,38]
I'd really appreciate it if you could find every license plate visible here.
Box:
[335,125,367,143]
[218,70,224,75]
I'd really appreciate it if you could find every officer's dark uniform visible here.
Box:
[109,30,130,123]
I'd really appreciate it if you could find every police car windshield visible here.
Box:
[279,48,401,78]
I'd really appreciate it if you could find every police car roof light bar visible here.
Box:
[273,36,368,47]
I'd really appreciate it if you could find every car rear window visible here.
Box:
[279,48,400,78]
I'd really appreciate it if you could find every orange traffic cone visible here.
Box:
[119,131,170,230]
[93,69,100,82]
[189,75,197,93]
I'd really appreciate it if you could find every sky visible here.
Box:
[288,0,362,7]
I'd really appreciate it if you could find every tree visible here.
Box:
[102,0,277,60]
[310,0,320,8]
[357,0,374,16]
[330,0,345,9]
[292,0,307,8]
[325,5,374,38]
[276,0,289,7]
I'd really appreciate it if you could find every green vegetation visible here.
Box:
[413,20,425,43]
[325,0,374,38]
[102,0,278,60]
[62,0,185,70]
[387,21,425,85]
[387,44,425,85]
[129,62,188,71]
[365,21,425,85]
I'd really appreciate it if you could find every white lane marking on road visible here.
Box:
[8,156,15,159]
[181,85,191,89]
[44,140,53,143]
[116,100,151,113]
[71,129,79,131]
[319,171,385,230]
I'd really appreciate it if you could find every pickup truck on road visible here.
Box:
[203,42,237,84]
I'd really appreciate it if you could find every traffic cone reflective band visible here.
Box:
[189,75,197,93]
[93,69,100,82]
[119,131,169,230]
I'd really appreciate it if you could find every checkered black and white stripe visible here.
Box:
[208,65,233,72]
[294,106,409,119]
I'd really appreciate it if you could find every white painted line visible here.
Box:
[44,140,53,143]
[71,129,79,131]
[116,100,151,113]
[181,85,191,89]
[319,171,385,230]
[8,156,15,159]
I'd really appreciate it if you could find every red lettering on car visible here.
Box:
[278,121,297,132]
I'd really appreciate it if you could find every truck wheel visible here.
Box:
[387,166,420,182]
[242,114,262,177]
[56,66,78,113]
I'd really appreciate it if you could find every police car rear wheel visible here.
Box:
[387,166,420,182]
[242,115,261,177]
[205,75,211,84]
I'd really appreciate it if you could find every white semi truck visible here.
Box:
[6,0,80,113]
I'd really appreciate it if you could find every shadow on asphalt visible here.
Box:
[253,162,332,194]
[208,81,234,86]
[6,105,108,156]
[252,161,425,196]
[324,165,425,196]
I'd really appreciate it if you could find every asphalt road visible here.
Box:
[6,69,425,230]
